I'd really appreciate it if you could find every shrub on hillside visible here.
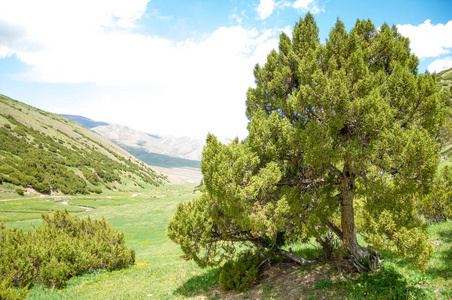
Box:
[0,114,165,195]
[87,186,102,194]
[218,250,264,292]
[0,210,135,290]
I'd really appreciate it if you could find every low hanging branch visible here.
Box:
[277,249,316,265]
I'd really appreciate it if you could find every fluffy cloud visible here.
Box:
[0,0,281,138]
[256,0,322,20]
[292,0,322,14]
[257,0,276,20]
[427,57,452,73]
[397,20,452,59]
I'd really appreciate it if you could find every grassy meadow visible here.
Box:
[1,182,451,299]
[1,183,219,299]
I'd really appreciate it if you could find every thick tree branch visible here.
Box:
[277,178,326,187]
[326,220,343,239]
[328,164,343,177]
[277,249,316,265]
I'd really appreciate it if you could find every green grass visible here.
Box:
[2,183,452,299]
[2,183,219,299]
[0,197,84,222]
[335,219,452,299]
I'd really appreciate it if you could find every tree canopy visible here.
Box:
[168,13,449,275]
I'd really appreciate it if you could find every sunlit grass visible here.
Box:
[3,183,219,299]
[2,183,451,299]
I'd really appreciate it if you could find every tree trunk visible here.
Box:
[340,169,380,273]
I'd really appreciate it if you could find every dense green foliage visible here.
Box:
[0,210,135,292]
[417,166,452,221]
[0,277,28,300]
[218,250,263,292]
[169,13,449,284]
[0,97,166,194]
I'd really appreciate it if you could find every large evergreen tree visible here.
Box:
[168,14,448,272]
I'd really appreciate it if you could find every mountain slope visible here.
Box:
[0,94,166,195]
[437,67,452,90]
[91,123,204,161]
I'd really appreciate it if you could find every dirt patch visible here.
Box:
[206,259,358,300]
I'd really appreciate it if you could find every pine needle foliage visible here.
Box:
[169,12,449,282]
[0,210,135,291]
[218,250,264,292]
[417,165,452,221]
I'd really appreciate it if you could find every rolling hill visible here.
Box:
[0,94,167,195]
[437,66,452,90]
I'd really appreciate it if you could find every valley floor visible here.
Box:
[1,183,451,299]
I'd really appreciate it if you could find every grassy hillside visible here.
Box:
[0,94,166,196]
[437,67,452,90]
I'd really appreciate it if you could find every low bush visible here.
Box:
[87,186,103,194]
[0,210,135,290]
[0,276,28,300]
[218,250,263,292]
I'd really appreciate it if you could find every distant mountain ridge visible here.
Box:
[60,114,110,129]
[60,115,235,184]
[62,115,207,169]
[91,123,204,161]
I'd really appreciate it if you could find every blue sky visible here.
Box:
[0,0,451,139]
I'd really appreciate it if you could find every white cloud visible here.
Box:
[427,57,452,73]
[281,25,293,38]
[0,0,280,139]
[230,8,245,24]
[257,0,276,20]
[292,0,322,14]
[397,20,452,59]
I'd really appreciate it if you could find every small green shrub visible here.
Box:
[218,250,263,292]
[315,279,333,290]
[32,180,51,194]
[0,276,28,300]
[15,188,24,196]
[87,186,102,194]
[13,126,27,136]
[0,210,135,289]
[3,123,11,129]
